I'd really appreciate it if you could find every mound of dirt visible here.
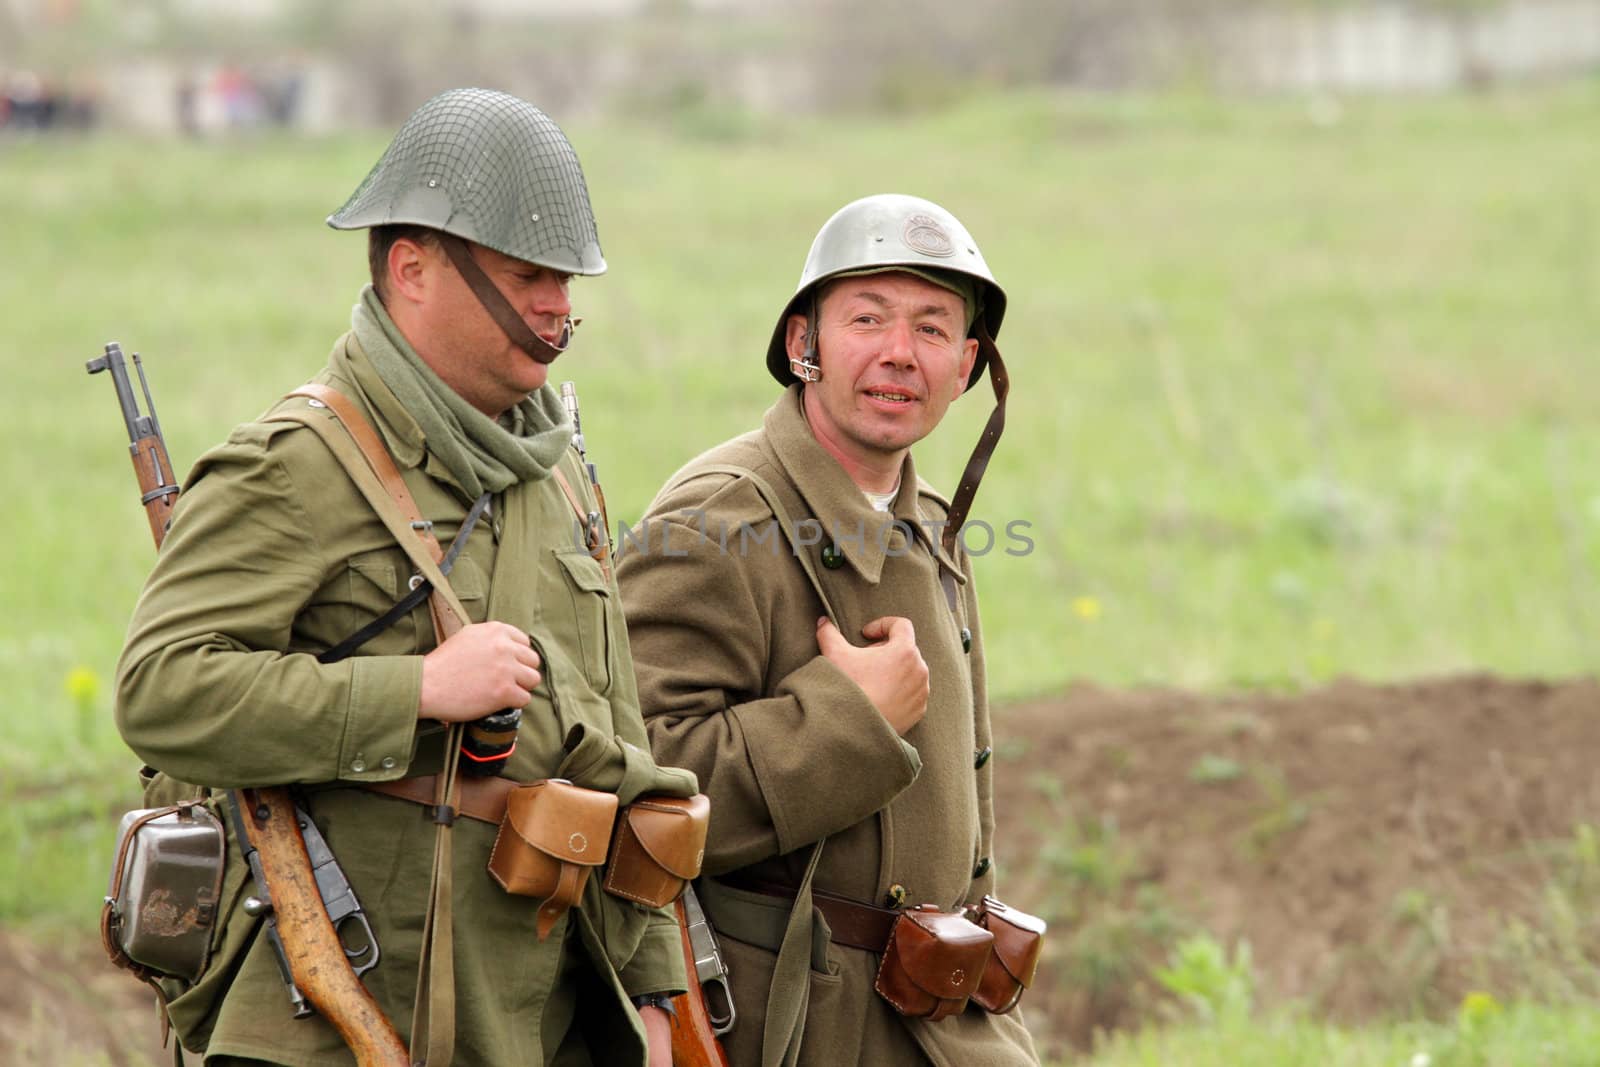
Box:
[994,674,1600,1055]
[0,926,171,1065]
[8,674,1597,1063]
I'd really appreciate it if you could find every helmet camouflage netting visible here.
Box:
[328,88,605,276]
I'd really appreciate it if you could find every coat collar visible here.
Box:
[761,385,964,586]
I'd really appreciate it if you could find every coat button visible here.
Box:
[960,627,972,653]
[821,543,845,569]
[972,857,991,879]
[884,884,907,908]
[380,756,397,770]
[350,758,366,773]
[974,746,992,770]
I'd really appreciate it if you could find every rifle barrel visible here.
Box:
[86,342,143,441]
[88,342,178,547]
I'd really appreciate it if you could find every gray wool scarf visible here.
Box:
[352,285,572,498]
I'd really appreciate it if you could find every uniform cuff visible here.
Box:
[619,909,689,998]
[336,656,422,782]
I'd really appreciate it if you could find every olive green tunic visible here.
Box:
[116,333,693,1066]
[617,387,1038,1066]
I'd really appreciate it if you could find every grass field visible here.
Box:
[2,83,1598,1061]
[1079,1000,1600,1066]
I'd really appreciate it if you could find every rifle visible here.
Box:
[669,884,735,1067]
[86,342,178,546]
[560,380,613,578]
[90,342,411,1067]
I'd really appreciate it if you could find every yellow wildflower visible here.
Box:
[65,665,102,706]
[1457,990,1502,1030]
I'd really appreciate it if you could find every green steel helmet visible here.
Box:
[765,193,1006,390]
[327,88,605,276]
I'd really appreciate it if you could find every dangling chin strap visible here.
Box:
[938,325,1009,613]
[436,233,577,364]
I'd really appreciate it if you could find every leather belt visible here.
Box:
[365,774,517,825]
[729,879,900,954]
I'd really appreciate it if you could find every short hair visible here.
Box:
[367,224,439,301]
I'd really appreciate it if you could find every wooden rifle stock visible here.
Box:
[239,789,411,1065]
[669,896,731,1067]
[92,344,411,1066]
[130,432,178,546]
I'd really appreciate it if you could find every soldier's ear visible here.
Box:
[783,313,811,364]
[387,236,433,305]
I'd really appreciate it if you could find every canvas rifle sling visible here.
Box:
[662,462,837,1067]
[267,382,480,1067]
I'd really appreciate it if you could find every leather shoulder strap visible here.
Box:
[686,462,840,626]
[288,383,444,565]
[551,460,612,582]
[266,385,469,638]
[268,383,473,1065]
[941,335,1008,561]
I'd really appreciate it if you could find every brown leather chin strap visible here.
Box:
[436,233,574,364]
[940,324,1009,564]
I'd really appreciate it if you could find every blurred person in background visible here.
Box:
[619,194,1041,1065]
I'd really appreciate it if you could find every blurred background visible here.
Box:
[3,1,1598,1064]
[6,0,1600,134]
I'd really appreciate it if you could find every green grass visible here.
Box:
[2,85,1597,938]
[1075,1000,1600,1067]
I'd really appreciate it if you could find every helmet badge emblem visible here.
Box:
[902,214,955,257]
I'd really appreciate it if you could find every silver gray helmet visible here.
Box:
[765,193,1005,390]
[328,88,605,276]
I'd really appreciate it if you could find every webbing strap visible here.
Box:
[267,383,475,1067]
[684,464,840,626]
[266,399,470,637]
[665,461,832,1067]
[318,492,491,665]
[288,384,444,565]
[409,728,461,1067]
[552,465,612,582]
[761,842,825,1067]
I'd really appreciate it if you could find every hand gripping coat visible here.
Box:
[618,387,1039,1067]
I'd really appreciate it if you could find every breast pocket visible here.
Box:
[297,548,419,655]
[552,549,612,693]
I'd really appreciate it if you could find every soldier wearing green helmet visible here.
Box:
[116,89,693,1066]
[619,195,1040,1065]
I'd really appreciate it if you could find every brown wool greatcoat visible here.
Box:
[617,386,1038,1067]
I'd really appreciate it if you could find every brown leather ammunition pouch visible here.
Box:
[487,779,618,939]
[969,895,1047,1014]
[873,904,994,1021]
[602,793,710,908]
[102,800,226,984]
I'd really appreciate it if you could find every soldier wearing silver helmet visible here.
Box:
[618,195,1042,1065]
[116,89,695,1066]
